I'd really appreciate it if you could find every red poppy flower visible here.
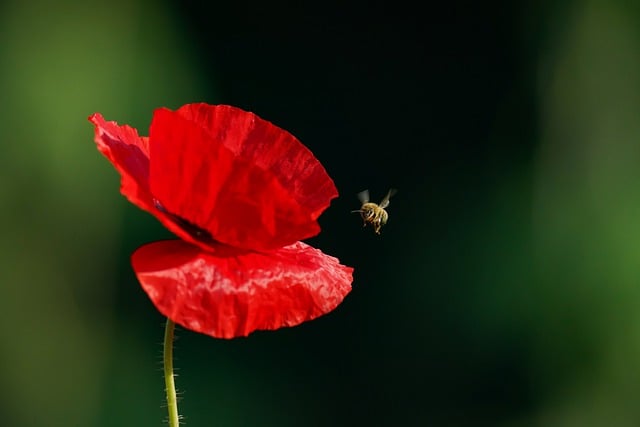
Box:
[89,103,353,338]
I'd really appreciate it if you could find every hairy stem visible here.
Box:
[164,318,180,427]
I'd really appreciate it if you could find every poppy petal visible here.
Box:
[175,104,338,219]
[148,104,338,251]
[89,113,154,212]
[131,240,353,339]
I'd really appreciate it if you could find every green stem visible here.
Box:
[164,318,180,427]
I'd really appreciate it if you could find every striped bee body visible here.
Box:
[352,189,396,235]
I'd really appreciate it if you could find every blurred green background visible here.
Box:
[2,0,640,426]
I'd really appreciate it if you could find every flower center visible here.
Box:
[153,199,217,245]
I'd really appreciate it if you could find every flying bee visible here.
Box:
[352,188,397,235]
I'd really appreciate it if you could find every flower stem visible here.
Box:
[164,318,180,427]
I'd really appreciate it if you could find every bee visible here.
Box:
[352,188,397,234]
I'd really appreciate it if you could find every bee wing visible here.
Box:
[357,189,370,204]
[378,188,397,209]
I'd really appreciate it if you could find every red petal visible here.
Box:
[176,104,338,219]
[131,240,353,339]
[148,104,338,251]
[89,113,154,212]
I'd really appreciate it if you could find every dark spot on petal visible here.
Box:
[154,198,217,245]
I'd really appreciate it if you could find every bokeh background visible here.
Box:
[2,0,640,426]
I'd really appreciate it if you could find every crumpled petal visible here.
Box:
[131,240,353,339]
[148,105,338,251]
[175,104,338,219]
[89,113,153,212]
[90,106,339,252]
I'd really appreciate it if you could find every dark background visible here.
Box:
[2,0,640,426]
